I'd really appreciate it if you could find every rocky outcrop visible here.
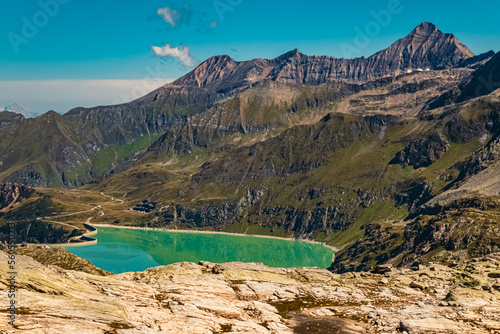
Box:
[1,250,500,333]
[0,183,33,211]
[391,134,450,168]
[330,223,406,273]
[156,188,266,230]
[245,204,361,237]
[399,207,500,263]
[332,196,500,273]
[158,202,245,229]
[393,180,433,213]
[14,246,110,276]
[0,111,25,128]
[453,132,500,183]
[157,201,362,238]
[133,200,157,213]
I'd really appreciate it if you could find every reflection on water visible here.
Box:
[68,227,335,274]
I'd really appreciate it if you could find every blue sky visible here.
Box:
[1,0,499,113]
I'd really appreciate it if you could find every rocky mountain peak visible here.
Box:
[394,22,473,56]
[171,54,238,89]
[42,110,61,118]
[276,48,302,60]
[410,22,439,36]
[203,54,234,66]
[368,22,475,73]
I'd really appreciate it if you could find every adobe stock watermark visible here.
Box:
[213,0,243,22]
[6,222,17,327]
[475,74,500,96]
[7,0,71,54]
[465,73,500,100]
[340,0,410,58]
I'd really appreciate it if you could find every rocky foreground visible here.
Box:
[1,250,500,334]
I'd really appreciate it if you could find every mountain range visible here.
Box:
[170,22,476,91]
[1,22,500,272]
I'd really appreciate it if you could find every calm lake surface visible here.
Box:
[68,227,335,274]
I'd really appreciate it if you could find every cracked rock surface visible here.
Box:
[1,251,500,333]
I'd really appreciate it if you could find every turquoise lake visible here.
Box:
[68,227,335,274]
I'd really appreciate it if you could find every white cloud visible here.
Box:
[151,44,196,67]
[0,79,174,114]
[157,7,180,26]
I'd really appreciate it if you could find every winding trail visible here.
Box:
[47,205,102,219]
[100,192,125,204]
[30,191,124,247]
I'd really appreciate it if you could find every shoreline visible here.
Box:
[91,223,339,252]
[44,238,98,248]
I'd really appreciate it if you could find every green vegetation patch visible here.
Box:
[92,133,161,174]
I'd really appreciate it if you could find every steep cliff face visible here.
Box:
[154,188,365,238]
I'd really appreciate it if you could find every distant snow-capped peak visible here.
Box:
[3,102,39,118]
